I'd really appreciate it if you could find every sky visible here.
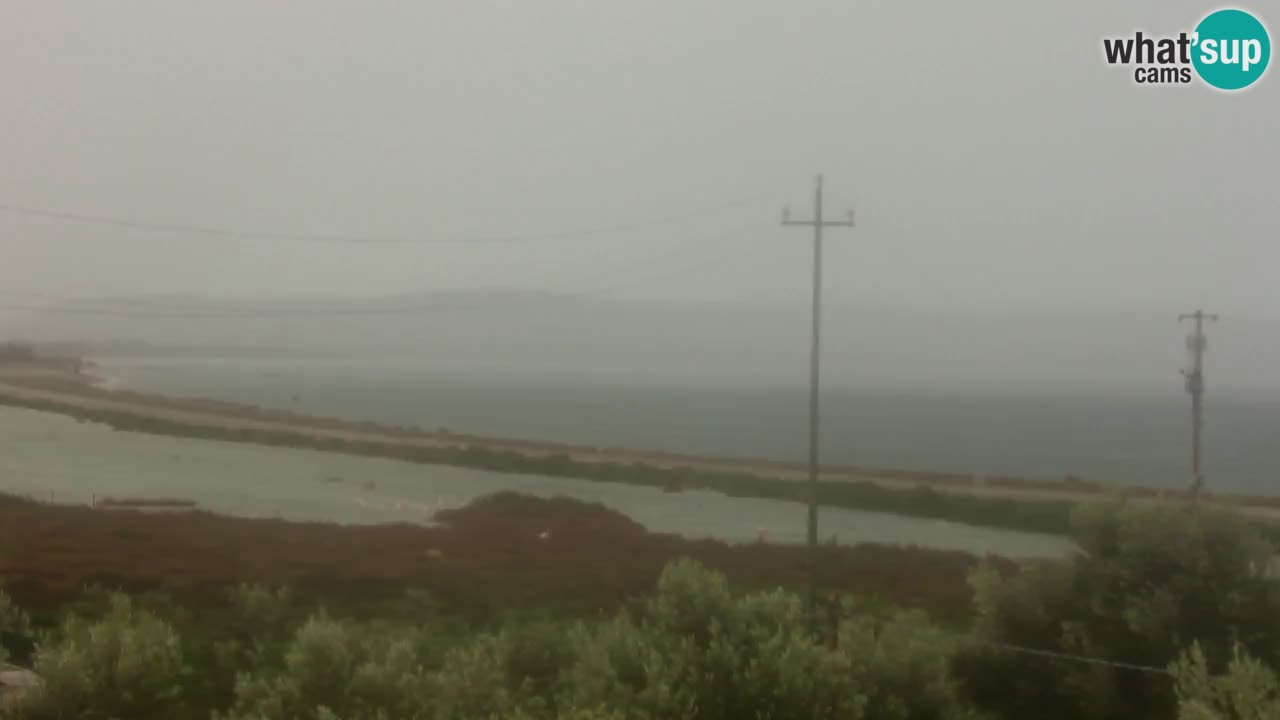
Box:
[0,0,1276,316]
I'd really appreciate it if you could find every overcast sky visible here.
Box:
[0,0,1276,314]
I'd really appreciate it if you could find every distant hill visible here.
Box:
[32,339,323,359]
[4,291,1277,393]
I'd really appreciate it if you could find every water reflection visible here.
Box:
[0,407,1070,558]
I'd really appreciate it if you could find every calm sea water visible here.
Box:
[97,356,1280,494]
[0,407,1068,557]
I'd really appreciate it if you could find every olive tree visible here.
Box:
[561,558,974,720]
[1171,643,1280,720]
[955,501,1280,720]
[217,613,437,720]
[19,593,185,720]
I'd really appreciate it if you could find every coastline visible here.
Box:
[1,357,1277,535]
[78,362,125,391]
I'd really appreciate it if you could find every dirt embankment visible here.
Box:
[0,492,988,619]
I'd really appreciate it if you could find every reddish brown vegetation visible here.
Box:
[94,497,198,509]
[0,492,990,619]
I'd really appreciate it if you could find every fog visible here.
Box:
[1,1,1276,392]
[7,292,1277,395]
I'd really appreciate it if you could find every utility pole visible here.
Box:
[782,174,854,630]
[1178,310,1218,498]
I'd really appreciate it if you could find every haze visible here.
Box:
[1,1,1276,390]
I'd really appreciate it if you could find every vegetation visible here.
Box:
[5,561,975,720]
[0,586,32,666]
[1172,644,1280,720]
[5,493,1280,719]
[953,501,1280,720]
[0,491,987,619]
[18,594,185,719]
[436,448,1077,536]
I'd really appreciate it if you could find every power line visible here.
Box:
[979,640,1172,676]
[463,196,769,242]
[832,606,1173,677]
[554,220,767,298]
[0,195,767,246]
[0,204,466,245]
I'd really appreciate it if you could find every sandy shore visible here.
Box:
[1,359,1277,522]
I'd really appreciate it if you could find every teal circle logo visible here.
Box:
[1192,9,1271,90]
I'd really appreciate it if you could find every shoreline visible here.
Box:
[2,358,1277,535]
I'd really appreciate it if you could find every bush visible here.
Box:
[218,583,295,661]
[217,613,436,720]
[19,593,185,720]
[955,501,1280,720]
[7,559,985,718]
[431,632,518,719]
[644,557,735,647]
[1171,643,1280,720]
[498,619,577,701]
[561,559,969,720]
[842,611,981,720]
[0,587,33,666]
[0,588,30,638]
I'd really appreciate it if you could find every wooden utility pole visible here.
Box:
[781,175,854,630]
[1179,310,1218,498]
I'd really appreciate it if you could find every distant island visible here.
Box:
[22,339,324,360]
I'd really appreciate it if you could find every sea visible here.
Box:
[8,352,1278,557]
[94,355,1280,495]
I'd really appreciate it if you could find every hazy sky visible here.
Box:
[1,1,1276,313]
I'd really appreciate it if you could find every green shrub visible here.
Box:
[645,557,734,647]
[226,583,293,641]
[955,501,1280,720]
[561,559,969,720]
[431,633,516,719]
[217,613,436,720]
[5,559,988,719]
[0,588,30,638]
[499,619,576,701]
[0,587,32,665]
[842,611,980,720]
[19,593,185,720]
[1171,643,1280,720]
